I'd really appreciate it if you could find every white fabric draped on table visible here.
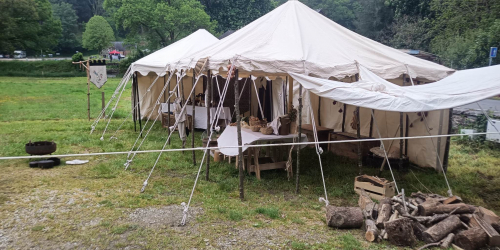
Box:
[162,103,231,130]
[217,126,308,156]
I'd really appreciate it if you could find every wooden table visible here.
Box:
[300,124,334,150]
[217,126,307,179]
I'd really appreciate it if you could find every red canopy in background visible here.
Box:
[109,50,120,55]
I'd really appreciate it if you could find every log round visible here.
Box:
[384,217,416,246]
[453,227,488,250]
[364,219,379,242]
[422,215,462,243]
[326,206,363,229]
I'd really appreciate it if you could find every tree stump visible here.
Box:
[453,227,488,250]
[325,206,363,229]
[384,217,416,246]
[365,219,379,242]
[423,215,463,243]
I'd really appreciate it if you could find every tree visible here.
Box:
[199,0,276,33]
[0,0,61,55]
[354,0,394,41]
[52,2,80,52]
[82,15,115,54]
[104,0,216,49]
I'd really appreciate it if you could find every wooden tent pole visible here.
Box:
[133,76,137,132]
[87,60,91,121]
[355,74,362,174]
[296,84,302,194]
[192,72,196,165]
[205,70,212,181]
[234,69,244,200]
[288,76,293,111]
[135,74,142,137]
[400,74,405,170]
[167,72,171,145]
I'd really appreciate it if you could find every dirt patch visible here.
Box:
[128,205,204,228]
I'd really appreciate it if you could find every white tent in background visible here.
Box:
[131,29,219,117]
[170,0,457,170]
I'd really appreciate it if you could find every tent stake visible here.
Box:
[296,84,302,194]
[205,70,212,181]
[192,72,197,165]
[234,69,244,200]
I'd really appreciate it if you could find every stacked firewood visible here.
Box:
[326,190,500,250]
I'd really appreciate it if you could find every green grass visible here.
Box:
[0,60,86,77]
[0,76,499,249]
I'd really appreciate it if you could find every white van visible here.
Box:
[14,50,26,58]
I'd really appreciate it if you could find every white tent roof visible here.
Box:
[132,29,218,76]
[289,65,500,112]
[174,0,453,81]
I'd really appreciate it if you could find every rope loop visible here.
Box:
[319,197,329,206]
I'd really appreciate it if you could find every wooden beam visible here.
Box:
[192,73,196,165]
[442,108,453,172]
[296,84,302,194]
[86,60,90,121]
[167,72,171,145]
[205,70,212,181]
[288,76,293,112]
[234,69,245,200]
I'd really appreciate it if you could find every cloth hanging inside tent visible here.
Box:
[289,65,500,112]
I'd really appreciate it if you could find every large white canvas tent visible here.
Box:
[168,0,456,170]
[131,29,219,117]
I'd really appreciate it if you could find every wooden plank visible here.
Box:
[473,214,500,247]
[355,188,385,201]
[354,181,385,194]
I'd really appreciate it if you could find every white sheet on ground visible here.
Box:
[289,65,500,112]
[217,126,308,156]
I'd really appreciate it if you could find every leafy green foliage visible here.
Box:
[0,0,62,55]
[72,52,84,62]
[52,2,81,52]
[82,15,115,54]
[200,0,276,33]
[104,0,215,49]
[0,60,85,77]
[118,49,148,73]
[255,207,280,219]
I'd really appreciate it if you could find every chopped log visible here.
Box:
[358,189,373,210]
[453,227,488,250]
[493,223,500,234]
[443,196,462,205]
[440,233,455,249]
[423,215,463,243]
[403,214,450,226]
[419,203,476,216]
[413,221,428,241]
[392,197,418,210]
[325,206,363,229]
[365,219,379,242]
[394,203,409,217]
[415,197,426,204]
[452,244,464,250]
[412,191,429,200]
[477,206,500,225]
[363,203,377,220]
[376,203,392,228]
[460,214,473,224]
[472,214,500,247]
[384,217,416,246]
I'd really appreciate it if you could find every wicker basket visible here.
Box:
[250,126,261,132]
[260,126,274,135]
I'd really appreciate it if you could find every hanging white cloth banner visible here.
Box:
[90,65,108,89]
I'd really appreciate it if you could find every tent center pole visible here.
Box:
[296,84,302,194]
[234,69,245,200]
[205,70,212,181]
[192,73,196,165]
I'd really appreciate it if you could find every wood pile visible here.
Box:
[326,187,500,250]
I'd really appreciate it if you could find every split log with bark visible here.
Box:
[422,215,463,243]
[453,227,488,250]
[326,206,363,229]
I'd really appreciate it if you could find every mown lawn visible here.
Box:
[0,76,499,249]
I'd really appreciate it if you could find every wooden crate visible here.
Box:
[354,175,395,201]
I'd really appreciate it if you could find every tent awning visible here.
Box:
[289,65,500,112]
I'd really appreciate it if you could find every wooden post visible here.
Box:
[101,92,105,118]
[167,72,171,145]
[234,69,244,200]
[442,108,453,172]
[205,70,211,181]
[355,74,362,174]
[86,60,91,120]
[405,114,409,156]
[318,96,322,126]
[135,74,142,137]
[192,73,196,165]
[342,104,347,132]
[399,112,404,170]
[296,84,302,194]
[133,79,137,132]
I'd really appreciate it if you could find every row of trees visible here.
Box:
[0,0,498,68]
